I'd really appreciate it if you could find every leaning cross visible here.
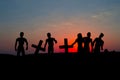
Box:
[59,38,73,53]
[32,40,45,54]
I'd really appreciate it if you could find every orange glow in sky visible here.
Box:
[1,0,120,55]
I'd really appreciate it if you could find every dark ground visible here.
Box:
[0,52,120,65]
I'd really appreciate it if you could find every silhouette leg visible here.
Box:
[22,49,25,56]
[48,47,50,54]
[17,51,20,56]
[50,47,54,55]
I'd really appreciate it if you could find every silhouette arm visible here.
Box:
[92,38,96,47]
[25,39,28,50]
[72,39,77,46]
[44,40,47,49]
[15,39,18,51]
[54,38,57,44]
[101,41,104,50]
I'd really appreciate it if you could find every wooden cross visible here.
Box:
[59,38,73,53]
[32,40,45,54]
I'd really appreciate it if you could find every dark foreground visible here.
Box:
[0,52,120,65]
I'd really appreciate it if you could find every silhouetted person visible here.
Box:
[71,33,84,54]
[44,33,57,54]
[84,32,93,53]
[15,32,28,56]
[93,33,104,54]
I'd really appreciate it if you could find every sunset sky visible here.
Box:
[0,0,120,55]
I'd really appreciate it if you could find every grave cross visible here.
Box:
[59,38,73,53]
[32,40,45,54]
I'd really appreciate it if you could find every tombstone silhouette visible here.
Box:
[59,38,73,53]
[32,40,45,54]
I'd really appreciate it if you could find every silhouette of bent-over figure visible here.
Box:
[93,33,104,54]
[71,33,84,54]
[15,32,28,56]
[44,33,57,54]
[84,32,93,53]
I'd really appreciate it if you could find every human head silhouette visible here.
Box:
[77,33,82,38]
[87,32,91,38]
[99,33,104,38]
[20,32,24,38]
[47,33,51,38]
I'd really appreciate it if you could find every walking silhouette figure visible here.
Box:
[84,32,93,53]
[71,33,84,54]
[15,32,28,56]
[93,33,104,54]
[44,33,57,55]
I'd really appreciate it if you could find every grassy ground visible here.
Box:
[0,52,120,65]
